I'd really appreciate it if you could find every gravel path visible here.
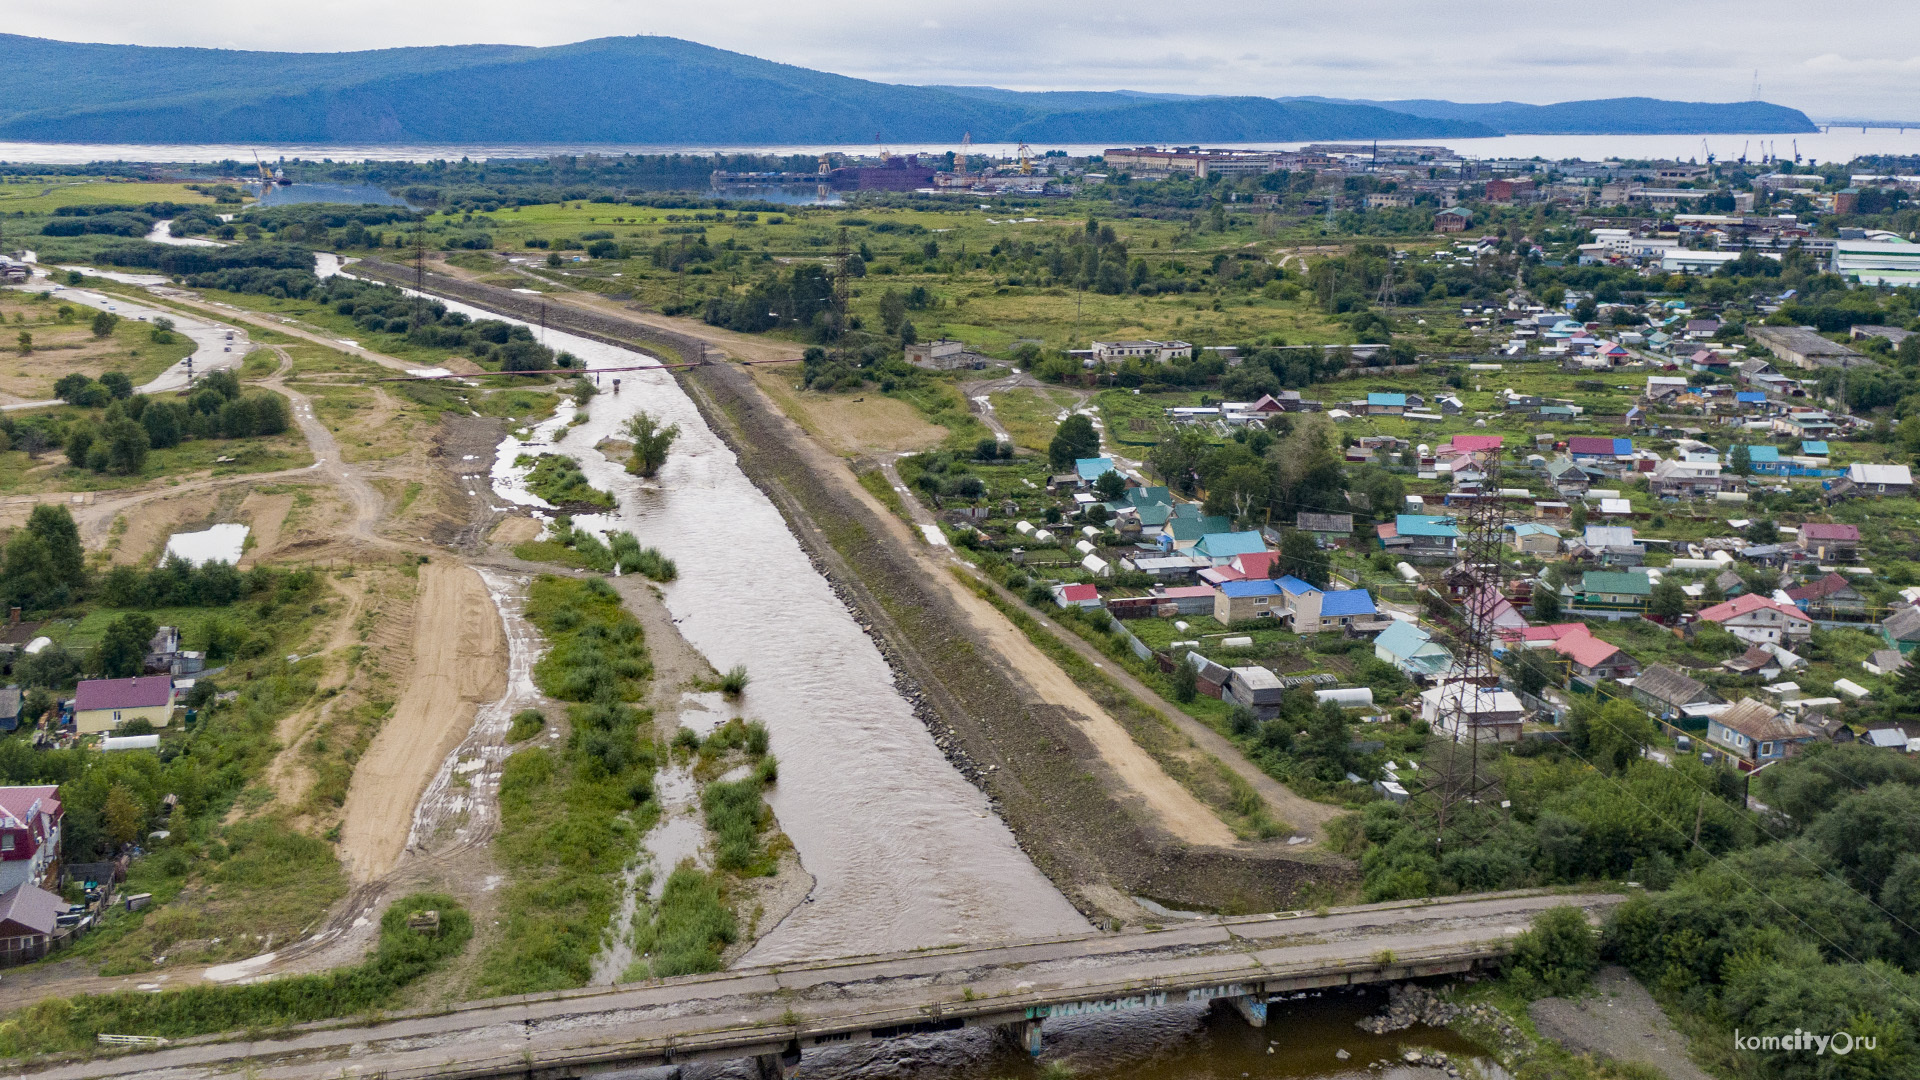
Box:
[1529,966,1712,1080]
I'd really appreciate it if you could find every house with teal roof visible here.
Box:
[1192,531,1269,564]
[1158,515,1234,552]
[1374,620,1455,681]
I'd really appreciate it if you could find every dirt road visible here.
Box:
[337,560,507,882]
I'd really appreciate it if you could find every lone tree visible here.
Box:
[1048,414,1101,471]
[1729,443,1753,475]
[90,310,119,338]
[1649,580,1688,620]
[1277,529,1331,588]
[625,411,680,478]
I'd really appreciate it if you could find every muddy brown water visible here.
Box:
[439,293,1092,965]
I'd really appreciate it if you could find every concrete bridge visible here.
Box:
[30,892,1619,1080]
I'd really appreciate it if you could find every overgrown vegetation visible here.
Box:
[478,575,657,996]
[520,452,614,509]
[0,894,471,1055]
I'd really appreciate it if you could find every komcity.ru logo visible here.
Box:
[1734,1029,1880,1056]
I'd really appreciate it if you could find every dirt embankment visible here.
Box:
[337,561,507,883]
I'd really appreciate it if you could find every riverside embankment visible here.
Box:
[358,261,1357,925]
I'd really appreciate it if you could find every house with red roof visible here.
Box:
[1050,583,1101,610]
[71,676,173,736]
[1445,434,1504,454]
[1796,523,1860,562]
[1198,550,1281,586]
[1785,572,1867,618]
[0,786,62,894]
[1548,627,1639,681]
[1694,593,1812,646]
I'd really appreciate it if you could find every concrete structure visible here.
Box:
[1748,326,1867,370]
[1090,339,1192,364]
[70,676,172,736]
[0,892,1622,1080]
[903,339,971,370]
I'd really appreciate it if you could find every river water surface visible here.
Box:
[442,293,1091,964]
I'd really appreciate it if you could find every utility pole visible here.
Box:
[410,222,428,332]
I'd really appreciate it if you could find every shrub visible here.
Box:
[507,709,545,742]
[718,664,750,698]
[1505,905,1600,998]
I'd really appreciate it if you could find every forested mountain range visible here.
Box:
[0,34,1817,145]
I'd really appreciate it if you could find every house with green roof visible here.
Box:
[1158,515,1234,552]
[1575,570,1653,609]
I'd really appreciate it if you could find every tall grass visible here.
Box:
[608,531,677,582]
[717,664,750,698]
[625,866,736,980]
[0,894,471,1056]
[477,575,660,997]
[521,453,615,509]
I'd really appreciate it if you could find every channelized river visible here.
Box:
[440,295,1092,963]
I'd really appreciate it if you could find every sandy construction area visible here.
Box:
[337,561,506,882]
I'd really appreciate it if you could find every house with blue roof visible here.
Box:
[1192,531,1269,564]
[1213,578,1284,623]
[1745,444,1840,478]
[1800,441,1830,461]
[1376,514,1460,560]
[1215,574,1378,631]
[1075,457,1117,483]
[1366,393,1409,415]
[1374,620,1455,681]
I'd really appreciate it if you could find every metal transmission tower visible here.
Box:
[409,223,430,332]
[1410,463,1510,850]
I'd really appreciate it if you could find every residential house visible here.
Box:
[1828,463,1915,501]
[1797,523,1860,561]
[1645,375,1690,403]
[1148,584,1218,616]
[1505,523,1562,556]
[1695,593,1813,645]
[1772,411,1840,440]
[1262,575,1378,633]
[1375,514,1460,561]
[1785,572,1867,618]
[1074,457,1118,486]
[1707,698,1817,769]
[1367,393,1410,415]
[1051,583,1101,609]
[1420,682,1525,744]
[1580,527,1646,566]
[1295,513,1354,544]
[1567,436,1633,462]
[0,786,61,894]
[1575,570,1653,608]
[71,676,172,736]
[1631,663,1719,720]
[1158,514,1234,552]
[1224,666,1288,719]
[1545,458,1591,496]
[1214,579,1285,624]
[0,883,63,966]
[1549,627,1641,681]
[1649,457,1725,497]
[1192,531,1270,565]
[1184,653,1232,699]
[1374,620,1455,681]
[1883,606,1920,653]
[1446,434,1503,454]
[1714,569,1748,598]
[1534,501,1574,525]
[1198,550,1281,585]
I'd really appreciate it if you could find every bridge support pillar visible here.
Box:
[1215,994,1268,1029]
[754,1040,803,1080]
[999,1018,1044,1056]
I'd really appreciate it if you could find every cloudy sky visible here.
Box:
[10,1,1918,117]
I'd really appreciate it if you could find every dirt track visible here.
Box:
[337,560,507,883]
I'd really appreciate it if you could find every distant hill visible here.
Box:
[1289,96,1819,135]
[0,34,1816,146]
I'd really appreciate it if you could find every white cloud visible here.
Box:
[7,0,1918,116]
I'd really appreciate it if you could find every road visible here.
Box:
[4,275,250,408]
[24,891,1619,1080]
